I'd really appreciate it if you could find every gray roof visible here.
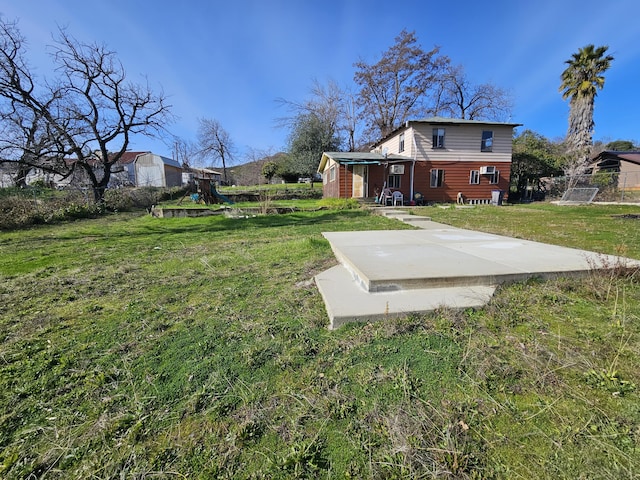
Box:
[411,116,522,128]
[159,155,181,168]
[592,150,640,166]
[323,152,412,164]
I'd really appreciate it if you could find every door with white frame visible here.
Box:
[352,165,368,198]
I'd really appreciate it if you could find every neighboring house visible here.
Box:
[0,163,20,187]
[589,151,640,190]
[0,151,184,189]
[107,151,142,187]
[182,167,223,186]
[319,117,521,204]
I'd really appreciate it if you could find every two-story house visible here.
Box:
[318,117,521,204]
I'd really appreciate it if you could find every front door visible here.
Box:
[352,165,368,198]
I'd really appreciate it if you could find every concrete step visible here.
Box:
[315,265,496,329]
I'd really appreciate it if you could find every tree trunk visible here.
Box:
[13,164,31,188]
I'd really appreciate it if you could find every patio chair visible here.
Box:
[380,188,393,205]
[392,191,403,206]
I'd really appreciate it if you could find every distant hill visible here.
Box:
[227,152,288,186]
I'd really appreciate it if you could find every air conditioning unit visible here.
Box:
[390,164,405,174]
[480,166,496,175]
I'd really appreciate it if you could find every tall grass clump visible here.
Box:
[318,198,361,210]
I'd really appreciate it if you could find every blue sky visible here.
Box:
[1,0,639,161]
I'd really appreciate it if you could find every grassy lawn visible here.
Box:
[423,202,640,259]
[0,203,639,478]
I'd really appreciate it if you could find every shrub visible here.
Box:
[103,189,134,212]
[0,196,38,229]
[318,198,361,210]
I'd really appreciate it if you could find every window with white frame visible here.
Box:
[329,165,336,182]
[469,170,480,184]
[388,174,401,189]
[489,170,499,184]
[430,169,444,188]
[432,128,445,149]
[399,132,405,152]
[481,130,494,152]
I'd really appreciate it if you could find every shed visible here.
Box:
[134,152,183,187]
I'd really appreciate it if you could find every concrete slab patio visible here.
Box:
[315,211,640,329]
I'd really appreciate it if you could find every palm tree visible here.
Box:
[559,44,614,176]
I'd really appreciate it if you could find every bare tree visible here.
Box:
[0,19,172,201]
[172,137,198,168]
[434,65,514,121]
[197,118,234,184]
[0,20,69,186]
[0,103,69,187]
[339,85,361,151]
[353,30,449,139]
[276,78,351,149]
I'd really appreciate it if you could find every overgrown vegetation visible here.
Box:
[0,203,639,478]
[0,186,188,230]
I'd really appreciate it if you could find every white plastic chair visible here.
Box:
[392,191,403,206]
[380,188,393,205]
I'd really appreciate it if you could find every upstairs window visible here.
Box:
[481,130,494,152]
[432,128,445,149]
[469,170,480,184]
[430,169,444,188]
[399,132,405,152]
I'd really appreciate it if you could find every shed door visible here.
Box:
[352,165,368,198]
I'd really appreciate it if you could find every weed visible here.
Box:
[259,190,274,214]
[584,369,636,396]
[318,197,361,210]
[270,436,329,478]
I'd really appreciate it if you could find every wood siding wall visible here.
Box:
[377,123,513,164]
[322,162,390,199]
[322,158,354,198]
[411,123,513,164]
[164,165,183,187]
[413,161,510,203]
[323,160,510,203]
[620,161,640,190]
[362,161,509,203]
